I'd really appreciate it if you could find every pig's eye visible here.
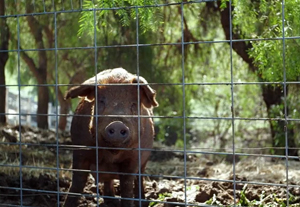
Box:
[131,103,138,114]
[98,98,106,112]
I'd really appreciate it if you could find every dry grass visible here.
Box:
[0,142,72,179]
[146,148,300,186]
[1,135,299,187]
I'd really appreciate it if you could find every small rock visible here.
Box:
[172,184,183,192]
[206,161,214,166]
[195,188,213,202]
[197,167,209,177]
[152,180,157,189]
[93,196,104,204]
[171,191,184,202]
[291,187,300,195]
[157,181,171,194]
[145,190,157,199]
[2,128,18,143]
[90,184,98,193]
[12,125,26,133]
[246,189,260,200]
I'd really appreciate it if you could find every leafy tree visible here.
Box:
[213,0,300,155]
[246,0,300,155]
[5,0,90,130]
[5,0,51,129]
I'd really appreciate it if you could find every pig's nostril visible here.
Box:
[109,129,115,134]
[120,129,127,136]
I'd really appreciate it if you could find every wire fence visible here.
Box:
[0,0,299,207]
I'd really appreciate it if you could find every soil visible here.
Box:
[0,125,300,207]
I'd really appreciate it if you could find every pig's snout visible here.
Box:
[104,121,130,143]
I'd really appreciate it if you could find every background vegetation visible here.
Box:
[0,0,299,157]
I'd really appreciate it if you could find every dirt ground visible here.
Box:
[0,125,300,207]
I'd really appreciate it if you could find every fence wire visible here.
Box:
[0,0,299,207]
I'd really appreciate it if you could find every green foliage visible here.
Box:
[228,0,300,155]
[220,0,229,10]
[205,194,223,206]
[5,0,94,108]
[205,184,300,206]
[78,1,97,37]
[238,185,250,206]
[149,192,172,206]
[78,0,163,37]
[269,84,300,155]
[232,0,300,81]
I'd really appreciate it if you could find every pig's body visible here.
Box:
[63,68,158,207]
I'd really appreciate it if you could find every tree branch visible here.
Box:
[25,1,47,78]
[177,6,200,43]
[216,1,256,72]
[44,25,54,49]
[19,44,42,83]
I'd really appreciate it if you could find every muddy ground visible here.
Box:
[0,125,300,207]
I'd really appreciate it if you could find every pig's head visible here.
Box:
[65,68,158,149]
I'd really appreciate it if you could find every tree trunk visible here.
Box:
[37,85,49,129]
[57,70,86,131]
[262,85,298,156]
[58,102,69,131]
[57,89,70,131]
[215,1,297,156]
[23,2,49,129]
[0,0,9,125]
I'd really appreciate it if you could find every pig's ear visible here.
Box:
[64,85,95,101]
[64,76,98,101]
[132,76,159,108]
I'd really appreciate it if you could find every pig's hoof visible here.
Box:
[134,201,150,207]
[135,201,149,207]
[103,199,120,207]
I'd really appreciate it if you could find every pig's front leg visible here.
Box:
[103,180,120,207]
[120,174,135,207]
[134,176,149,207]
[63,150,90,207]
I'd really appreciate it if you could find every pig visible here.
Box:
[63,68,158,207]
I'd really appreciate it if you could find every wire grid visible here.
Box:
[0,0,298,207]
